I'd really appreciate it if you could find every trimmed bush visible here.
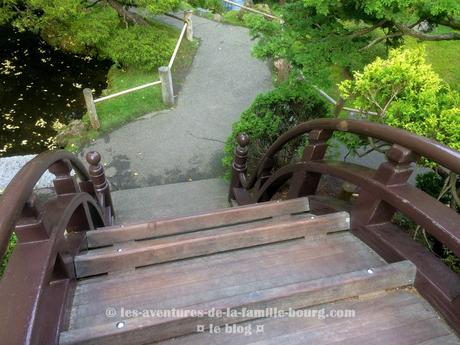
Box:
[223,82,330,178]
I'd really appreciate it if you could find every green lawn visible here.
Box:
[93,66,165,132]
[405,33,460,91]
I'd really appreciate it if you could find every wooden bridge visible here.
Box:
[0,119,459,344]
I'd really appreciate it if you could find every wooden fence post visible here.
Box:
[159,66,174,106]
[184,10,193,41]
[83,88,100,130]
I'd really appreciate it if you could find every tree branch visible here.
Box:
[436,17,460,30]
[395,23,460,41]
[349,20,387,38]
[359,33,403,50]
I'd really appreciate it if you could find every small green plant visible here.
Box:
[223,81,329,178]
[0,233,17,278]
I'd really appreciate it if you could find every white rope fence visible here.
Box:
[84,11,193,129]
[168,23,188,69]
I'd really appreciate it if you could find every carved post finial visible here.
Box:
[229,133,250,202]
[86,151,114,223]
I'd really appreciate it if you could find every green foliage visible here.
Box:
[338,48,460,167]
[223,81,330,178]
[302,0,460,25]
[416,172,452,203]
[1,1,181,70]
[248,2,386,91]
[188,0,224,13]
[0,233,16,278]
[100,24,176,71]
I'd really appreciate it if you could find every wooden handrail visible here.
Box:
[229,118,460,333]
[241,119,460,190]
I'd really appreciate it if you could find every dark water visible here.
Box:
[0,26,112,157]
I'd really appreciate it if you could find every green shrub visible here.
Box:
[188,0,224,13]
[101,24,176,71]
[223,82,330,178]
[338,48,460,166]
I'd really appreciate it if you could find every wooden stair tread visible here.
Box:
[69,233,386,329]
[74,211,350,278]
[59,197,459,345]
[154,291,459,345]
[86,197,311,248]
[60,261,416,345]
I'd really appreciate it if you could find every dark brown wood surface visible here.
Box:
[86,197,311,248]
[75,211,350,278]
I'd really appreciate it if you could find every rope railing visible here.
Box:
[168,22,188,69]
[93,81,162,104]
[83,11,193,129]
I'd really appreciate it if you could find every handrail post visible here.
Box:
[352,144,419,227]
[83,88,100,130]
[184,10,193,41]
[229,133,250,201]
[287,129,332,198]
[159,66,174,106]
[86,151,114,224]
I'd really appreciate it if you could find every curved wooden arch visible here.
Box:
[244,119,460,190]
[0,150,91,260]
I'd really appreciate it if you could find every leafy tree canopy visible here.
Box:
[304,0,460,41]
[0,0,181,68]
[248,0,460,89]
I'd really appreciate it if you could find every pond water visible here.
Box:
[0,26,112,157]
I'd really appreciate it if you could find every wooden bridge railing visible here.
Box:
[0,150,113,345]
[229,118,460,333]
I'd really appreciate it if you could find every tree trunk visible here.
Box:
[106,0,149,26]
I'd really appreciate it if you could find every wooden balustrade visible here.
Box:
[0,150,113,345]
[229,118,460,333]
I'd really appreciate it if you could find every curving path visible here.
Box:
[81,15,272,190]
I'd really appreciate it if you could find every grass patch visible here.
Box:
[405,30,460,91]
[64,29,199,152]
[0,233,16,278]
[93,66,165,131]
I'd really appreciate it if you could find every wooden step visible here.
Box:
[74,211,350,278]
[70,233,384,328]
[155,291,458,345]
[86,197,311,248]
[59,261,416,345]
